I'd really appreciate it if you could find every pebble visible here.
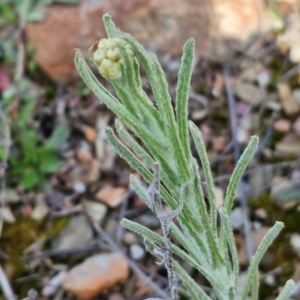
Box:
[83,200,107,223]
[215,187,224,208]
[5,189,21,203]
[31,198,49,221]
[62,253,129,299]
[254,208,268,220]
[0,206,16,223]
[123,232,137,246]
[42,271,67,297]
[211,136,226,152]
[264,274,276,286]
[96,185,128,208]
[292,89,300,106]
[290,233,300,255]
[81,125,98,143]
[274,119,291,133]
[230,207,244,230]
[293,116,300,137]
[108,293,125,300]
[257,70,270,87]
[129,244,145,260]
[233,82,266,105]
[72,180,86,194]
[53,215,93,251]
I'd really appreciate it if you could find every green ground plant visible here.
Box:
[75,14,294,300]
[0,91,69,191]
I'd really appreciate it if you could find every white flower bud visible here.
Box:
[93,49,106,65]
[99,58,122,80]
[93,37,135,80]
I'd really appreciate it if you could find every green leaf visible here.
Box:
[219,207,239,289]
[20,167,40,189]
[189,121,217,235]
[20,129,37,164]
[103,13,119,38]
[38,150,64,173]
[18,98,36,126]
[275,279,295,300]
[224,136,259,214]
[176,38,194,161]
[239,222,284,299]
[44,123,69,150]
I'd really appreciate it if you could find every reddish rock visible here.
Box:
[96,185,128,207]
[274,119,291,132]
[62,253,129,299]
[26,0,270,83]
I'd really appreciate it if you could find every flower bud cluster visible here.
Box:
[93,38,134,80]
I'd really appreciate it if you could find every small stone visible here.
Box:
[31,198,49,221]
[277,83,299,115]
[274,119,291,132]
[292,89,300,105]
[233,82,266,105]
[108,293,124,300]
[76,148,93,163]
[293,116,300,137]
[236,127,249,144]
[129,244,145,260]
[212,73,224,97]
[53,215,93,251]
[81,125,98,143]
[253,221,262,230]
[72,180,86,194]
[290,43,300,63]
[290,234,300,255]
[0,206,15,223]
[215,187,224,209]
[291,169,300,185]
[76,140,93,163]
[123,232,137,246]
[5,189,21,203]
[27,289,38,300]
[62,253,129,299]
[42,271,67,297]
[230,208,244,230]
[257,70,271,87]
[254,208,268,220]
[83,200,107,223]
[211,136,226,152]
[275,134,300,157]
[96,186,128,208]
[264,274,276,286]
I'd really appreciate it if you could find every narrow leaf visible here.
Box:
[275,279,295,300]
[149,54,189,182]
[239,222,284,299]
[219,207,239,289]
[176,38,195,161]
[189,121,217,235]
[103,13,118,38]
[105,128,177,208]
[121,218,217,288]
[224,136,259,214]
[172,260,212,300]
[192,160,224,268]
[251,268,259,300]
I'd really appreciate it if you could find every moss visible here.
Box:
[1,216,69,297]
